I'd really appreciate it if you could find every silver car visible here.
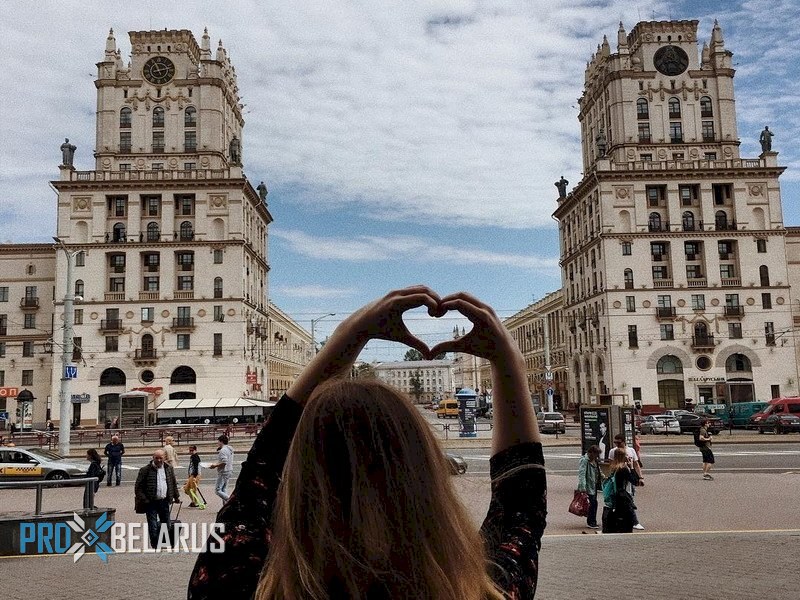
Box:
[537,412,566,434]
[640,415,681,435]
[0,447,87,481]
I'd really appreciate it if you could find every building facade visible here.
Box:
[372,360,454,404]
[553,20,796,410]
[267,301,313,401]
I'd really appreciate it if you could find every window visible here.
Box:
[141,307,154,323]
[686,265,703,279]
[682,211,695,231]
[728,322,742,339]
[660,324,674,340]
[704,152,717,161]
[110,196,127,217]
[109,254,125,271]
[651,242,667,258]
[213,305,224,322]
[109,277,125,292]
[213,249,224,264]
[152,163,164,170]
[646,186,666,207]
[185,131,197,152]
[23,341,34,357]
[0,369,4,384]
[759,265,770,286]
[725,294,740,307]
[669,122,683,143]
[720,264,736,279]
[146,222,160,242]
[616,270,637,296]
[143,276,159,291]
[0,287,6,302]
[648,212,662,231]
[626,296,635,312]
[628,325,638,348]
[668,96,681,118]
[640,153,653,162]
[213,333,222,356]
[143,252,160,271]
[756,239,767,253]
[75,280,84,297]
[75,251,85,267]
[176,196,194,215]
[185,106,197,127]
[120,107,132,128]
[685,241,700,259]
[702,121,715,142]
[713,183,732,205]
[718,241,733,258]
[184,162,196,170]
[106,336,119,352]
[177,334,191,350]
[637,123,651,143]
[715,211,729,230]
[22,370,33,386]
[144,196,160,217]
[672,152,684,161]
[636,98,649,119]
[152,131,165,153]
[23,314,35,329]
[120,131,131,152]
[74,309,83,325]
[214,277,223,298]
[177,252,194,270]
[177,276,194,291]
[700,96,713,117]
[657,295,672,308]
[679,184,699,206]
[152,107,165,128]
[112,223,127,242]
[765,322,776,346]
[120,163,131,171]
[691,294,705,310]
[652,265,669,280]
[179,221,194,241]
[762,293,772,309]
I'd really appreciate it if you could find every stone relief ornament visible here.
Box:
[749,184,763,196]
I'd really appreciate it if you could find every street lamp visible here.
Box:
[310,313,336,355]
[53,236,81,457]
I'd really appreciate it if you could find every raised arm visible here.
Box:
[429,292,540,453]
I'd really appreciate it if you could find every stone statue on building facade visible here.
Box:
[759,126,774,153]
[60,138,76,167]
[229,136,241,165]
[596,128,607,157]
[554,176,569,198]
[256,181,268,202]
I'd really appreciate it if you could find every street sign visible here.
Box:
[544,371,554,381]
[546,387,554,397]
[0,411,8,420]
[0,387,19,398]
[70,393,91,404]
[64,365,78,379]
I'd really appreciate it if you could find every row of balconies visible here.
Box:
[99,317,196,332]
[648,221,737,232]
[100,290,225,301]
[120,144,197,153]
[654,305,745,319]
[111,263,194,273]
[627,277,742,290]
[106,231,195,243]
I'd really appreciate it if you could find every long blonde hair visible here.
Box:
[256,379,504,600]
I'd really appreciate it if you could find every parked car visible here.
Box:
[640,415,681,435]
[756,414,800,434]
[0,447,86,481]
[537,412,566,434]
[662,409,693,418]
[445,452,468,475]
[436,399,459,419]
[675,413,724,434]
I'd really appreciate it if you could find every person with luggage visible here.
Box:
[185,445,206,509]
[134,449,181,548]
[104,434,125,486]
[576,445,602,529]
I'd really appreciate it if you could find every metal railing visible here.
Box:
[0,477,99,515]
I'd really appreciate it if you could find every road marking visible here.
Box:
[543,528,800,538]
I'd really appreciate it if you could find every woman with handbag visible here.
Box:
[601,447,637,533]
[576,445,601,529]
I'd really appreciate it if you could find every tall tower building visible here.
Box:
[554,20,794,410]
[51,28,273,426]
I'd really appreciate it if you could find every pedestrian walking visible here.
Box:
[602,448,637,533]
[104,434,125,486]
[184,445,206,509]
[163,435,180,469]
[577,445,602,529]
[46,420,55,432]
[134,449,181,548]
[84,449,105,509]
[209,435,233,503]
[609,433,645,529]
[697,419,715,480]
[188,286,545,600]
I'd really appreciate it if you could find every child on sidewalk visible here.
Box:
[184,445,206,509]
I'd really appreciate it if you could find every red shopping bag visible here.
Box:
[568,490,589,517]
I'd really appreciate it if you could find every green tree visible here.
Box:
[409,368,424,402]
[404,348,424,361]
[353,362,376,380]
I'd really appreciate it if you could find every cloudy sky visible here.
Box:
[1,0,798,360]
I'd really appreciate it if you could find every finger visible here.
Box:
[428,340,460,357]
[392,291,441,315]
[399,333,431,357]
[438,297,493,325]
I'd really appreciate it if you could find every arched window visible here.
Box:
[759,265,770,286]
[179,221,193,241]
[624,268,634,289]
[726,353,752,373]
[648,212,662,232]
[657,355,683,374]
[682,211,695,231]
[113,222,127,242]
[668,96,681,118]
[715,211,728,230]
[184,106,197,127]
[119,107,132,128]
[146,222,160,242]
[171,365,197,384]
[152,107,165,128]
[214,277,223,298]
[636,98,649,119]
[74,279,84,297]
[100,367,126,386]
[142,334,154,351]
[694,322,709,338]
[700,96,713,117]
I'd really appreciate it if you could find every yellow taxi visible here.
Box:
[0,447,86,481]
[436,399,459,419]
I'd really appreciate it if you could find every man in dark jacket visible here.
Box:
[135,449,181,548]
[104,435,125,486]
